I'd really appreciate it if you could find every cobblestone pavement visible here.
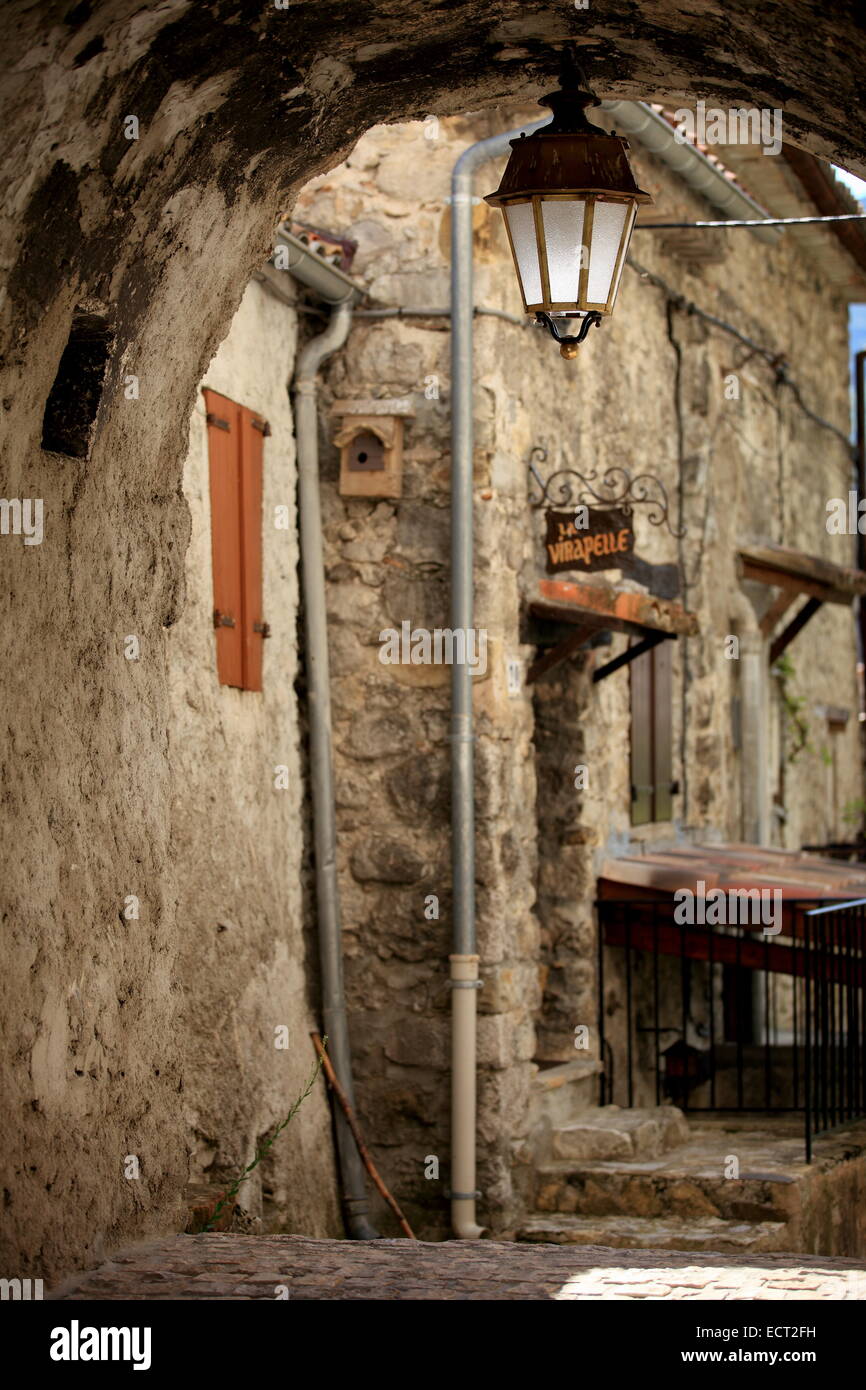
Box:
[54,1235,866,1300]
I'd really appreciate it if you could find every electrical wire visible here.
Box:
[315,268,854,455]
[626,255,855,455]
[636,213,866,229]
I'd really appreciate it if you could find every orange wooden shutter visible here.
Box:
[203,389,266,691]
[204,388,244,688]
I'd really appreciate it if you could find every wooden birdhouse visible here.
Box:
[333,397,414,499]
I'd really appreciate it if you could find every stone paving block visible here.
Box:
[53,1233,866,1301]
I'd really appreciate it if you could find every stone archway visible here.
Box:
[3,4,865,472]
[3,1,866,1278]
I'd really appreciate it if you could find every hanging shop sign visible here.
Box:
[545,507,634,573]
[528,449,686,588]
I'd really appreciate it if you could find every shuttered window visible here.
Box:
[203,387,266,692]
[630,637,674,825]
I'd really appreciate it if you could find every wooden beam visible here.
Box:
[781,145,866,284]
[526,624,596,684]
[759,586,799,638]
[769,596,824,664]
[592,631,668,684]
[738,542,866,603]
[741,558,830,603]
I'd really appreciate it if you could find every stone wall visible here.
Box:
[294,106,861,1234]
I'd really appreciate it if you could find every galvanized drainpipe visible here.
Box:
[448,103,780,1239]
[448,121,544,1240]
[294,300,379,1239]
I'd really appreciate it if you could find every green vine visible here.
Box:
[771,652,811,763]
[201,1037,327,1234]
[842,797,866,830]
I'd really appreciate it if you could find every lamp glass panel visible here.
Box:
[505,201,542,305]
[586,200,629,304]
[607,203,637,309]
[541,198,586,304]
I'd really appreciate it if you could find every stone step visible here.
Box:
[534,1157,799,1224]
[517,1213,789,1253]
[529,1059,603,1129]
[551,1105,689,1162]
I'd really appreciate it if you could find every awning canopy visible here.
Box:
[599,842,866,901]
[598,843,866,976]
[738,541,866,661]
[527,575,698,684]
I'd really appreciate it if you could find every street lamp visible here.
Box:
[485,82,652,359]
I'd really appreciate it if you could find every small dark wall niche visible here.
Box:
[41,310,113,458]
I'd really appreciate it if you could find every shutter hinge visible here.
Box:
[253,621,271,638]
[213,609,236,628]
[206,412,230,432]
[251,418,271,437]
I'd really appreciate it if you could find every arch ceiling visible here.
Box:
[0,1,863,482]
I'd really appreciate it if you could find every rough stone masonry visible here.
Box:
[288,104,859,1239]
[3,1,866,1283]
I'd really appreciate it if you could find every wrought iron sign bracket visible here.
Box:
[527,446,685,538]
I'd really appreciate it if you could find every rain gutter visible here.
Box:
[600,101,781,244]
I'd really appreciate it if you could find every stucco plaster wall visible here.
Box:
[167,277,342,1239]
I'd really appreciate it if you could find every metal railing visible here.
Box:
[596,896,866,1161]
